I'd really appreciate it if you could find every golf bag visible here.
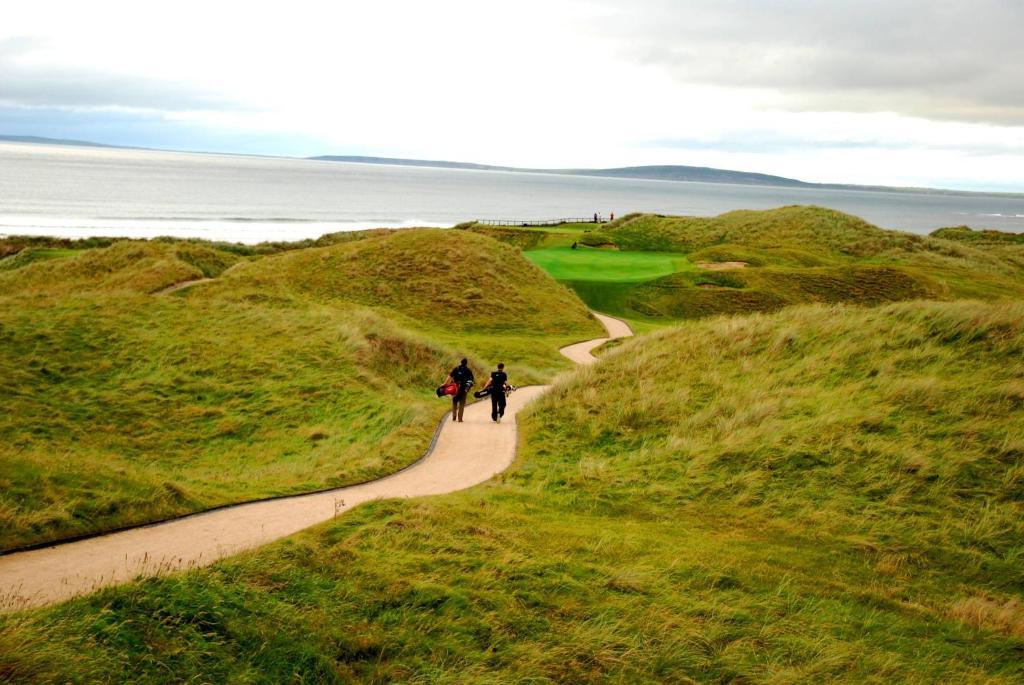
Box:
[475,385,517,399]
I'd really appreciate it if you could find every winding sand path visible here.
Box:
[559,312,633,365]
[0,312,632,612]
[154,277,213,295]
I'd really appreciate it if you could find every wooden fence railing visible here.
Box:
[476,217,606,227]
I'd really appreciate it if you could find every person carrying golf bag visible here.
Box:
[484,363,510,422]
[445,358,474,422]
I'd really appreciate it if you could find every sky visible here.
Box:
[2,0,1024,192]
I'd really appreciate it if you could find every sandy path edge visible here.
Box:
[560,312,633,365]
[153,277,213,295]
[0,311,632,612]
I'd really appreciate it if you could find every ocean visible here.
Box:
[2,142,1023,243]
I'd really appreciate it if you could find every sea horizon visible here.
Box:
[3,141,1024,243]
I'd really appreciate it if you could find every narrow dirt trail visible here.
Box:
[0,312,632,612]
[153,277,213,295]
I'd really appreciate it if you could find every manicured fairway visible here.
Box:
[525,246,692,282]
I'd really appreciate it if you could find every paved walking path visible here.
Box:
[559,312,633,365]
[0,312,632,611]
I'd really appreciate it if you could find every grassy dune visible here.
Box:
[0,248,79,272]
[0,229,599,550]
[0,241,242,296]
[478,207,1024,323]
[628,264,937,319]
[466,222,593,251]
[206,228,604,375]
[3,301,1022,682]
[211,229,594,336]
[931,226,1024,272]
[932,225,1024,245]
[0,228,403,261]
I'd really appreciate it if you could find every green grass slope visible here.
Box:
[931,226,1024,271]
[524,247,691,283]
[0,241,242,296]
[4,300,1022,682]
[0,228,403,261]
[0,230,599,550]
[465,222,593,251]
[211,229,594,336]
[208,228,603,374]
[561,207,1024,321]
[932,225,1024,245]
[627,264,937,319]
[582,206,907,255]
[0,248,79,272]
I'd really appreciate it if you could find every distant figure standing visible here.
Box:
[610,212,614,222]
[444,358,474,422]
[593,212,599,223]
[484,363,510,422]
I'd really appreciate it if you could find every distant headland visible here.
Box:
[3,134,1021,198]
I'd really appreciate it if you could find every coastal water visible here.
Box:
[2,142,1023,243]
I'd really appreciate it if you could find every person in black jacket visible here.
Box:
[484,363,510,422]
[445,358,474,422]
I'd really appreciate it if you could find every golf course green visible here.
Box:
[476,207,1024,326]
[524,246,691,283]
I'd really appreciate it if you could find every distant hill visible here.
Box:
[0,135,124,149]
[309,155,1024,197]
[2,135,813,188]
[310,155,812,188]
[5,135,1021,196]
[562,164,812,186]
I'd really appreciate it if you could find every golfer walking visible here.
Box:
[484,363,510,422]
[445,358,474,422]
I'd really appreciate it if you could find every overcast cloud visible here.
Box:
[600,0,1024,125]
[2,1,1023,191]
[0,36,236,112]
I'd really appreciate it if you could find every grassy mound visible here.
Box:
[0,235,125,260]
[0,229,598,550]
[627,264,939,319]
[931,226,1024,272]
[0,228,402,261]
[0,299,462,550]
[581,205,918,257]
[464,222,592,251]
[0,241,242,296]
[526,207,1024,322]
[211,229,595,335]
[932,225,1024,245]
[4,301,1022,682]
[0,248,79,272]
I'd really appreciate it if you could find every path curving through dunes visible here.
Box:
[153,277,213,295]
[0,311,632,611]
[559,312,633,365]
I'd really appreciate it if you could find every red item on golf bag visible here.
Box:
[436,382,459,398]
